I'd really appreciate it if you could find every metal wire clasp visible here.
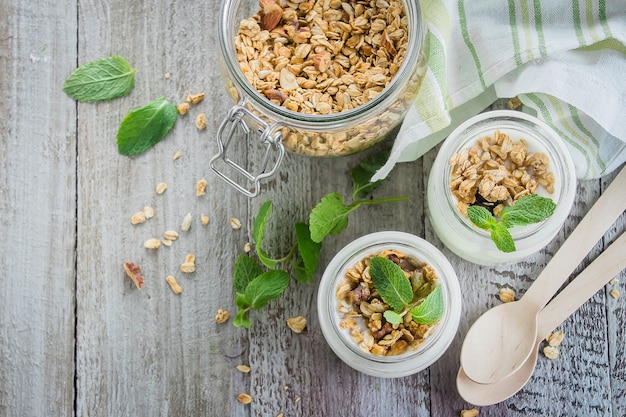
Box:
[210,104,285,198]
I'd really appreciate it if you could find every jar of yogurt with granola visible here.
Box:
[427,110,577,266]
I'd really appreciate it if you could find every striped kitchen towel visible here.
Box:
[372,0,626,181]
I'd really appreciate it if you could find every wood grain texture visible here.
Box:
[0,1,77,416]
[3,1,626,416]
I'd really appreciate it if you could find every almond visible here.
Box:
[260,0,282,31]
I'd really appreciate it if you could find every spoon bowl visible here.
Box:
[460,300,539,384]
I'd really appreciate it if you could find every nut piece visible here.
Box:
[181,253,196,273]
[177,102,190,115]
[196,179,207,196]
[259,0,282,31]
[507,96,522,109]
[229,217,242,230]
[244,242,252,253]
[287,316,307,333]
[164,230,179,241]
[187,92,205,104]
[156,182,167,195]
[610,289,620,299]
[543,346,560,360]
[499,287,515,303]
[143,206,155,219]
[236,364,251,373]
[131,211,146,225]
[166,275,182,294]
[173,150,182,160]
[181,213,193,232]
[195,113,207,130]
[461,409,479,417]
[546,330,564,347]
[201,214,210,226]
[237,393,252,404]
[144,238,161,250]
[123,261,144,289]
[215,308,230,323]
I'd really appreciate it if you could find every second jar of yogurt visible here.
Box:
[427,110,577,266]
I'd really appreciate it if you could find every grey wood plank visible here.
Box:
[0,1,77,416]
[75,1,246,415]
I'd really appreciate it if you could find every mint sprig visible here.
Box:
[231,150,406,328]
[369,256,444,325]
[466,194,556,253]
[309,193,407,243]
[63,56,136,102]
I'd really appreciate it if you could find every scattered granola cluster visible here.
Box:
[449,129,555,218]
[336,249,440,356]
[543,330,565,360]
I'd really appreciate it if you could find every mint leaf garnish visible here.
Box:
[233,254,263,294]
[490,223,516,253]
[63,56,136,102]
[116,97,178,155]
[293,223,321,283]
[467,205,497,229]
[369,256,413,312]
[410,284,444,324]
[309,193,352,243]
[244,270,290,309]
[350,148,391,199]
[501,194,556,227]
[383,310,404,325]
[466,194,556,253]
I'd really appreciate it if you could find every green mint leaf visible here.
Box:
[257,247,279,269]
[501,194,557,227]
[253,201,272,245]
[244,270,290,309]
[116,97,178,155]
[467,205,497,230]
[233,294,252,328]
[369,256,413,312]
[62,56,136,102]
[491,223,516,253]
[233,254,263,294]
[383,310,404,325]
[350,148,391,199]
[251,201,279,269]
[233,310,251,328]
[410,284,444,325]
[309,193,351,243]
[293,223,322,283]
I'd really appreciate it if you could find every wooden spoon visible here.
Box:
[457,231,626,405]
[460,165,626,385]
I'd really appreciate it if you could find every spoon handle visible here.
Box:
[537,231,626,337]
[524,165,626,310]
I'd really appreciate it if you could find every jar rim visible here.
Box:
[317,231,462,377]
[219,0,425,128]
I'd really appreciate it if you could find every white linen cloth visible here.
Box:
[372,0,626,181]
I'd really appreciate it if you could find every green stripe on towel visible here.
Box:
[532,0,547,57]
[508,0,523,66]
[458,0,486,89]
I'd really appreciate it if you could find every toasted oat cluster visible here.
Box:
[235,0,408,115]
[336,249,440,356]
[449,129,555,217]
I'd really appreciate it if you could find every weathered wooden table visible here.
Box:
[2,1,625,416]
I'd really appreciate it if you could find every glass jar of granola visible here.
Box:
[427,110,577,266]
[317,231,462,378]
[211,0,427,196]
